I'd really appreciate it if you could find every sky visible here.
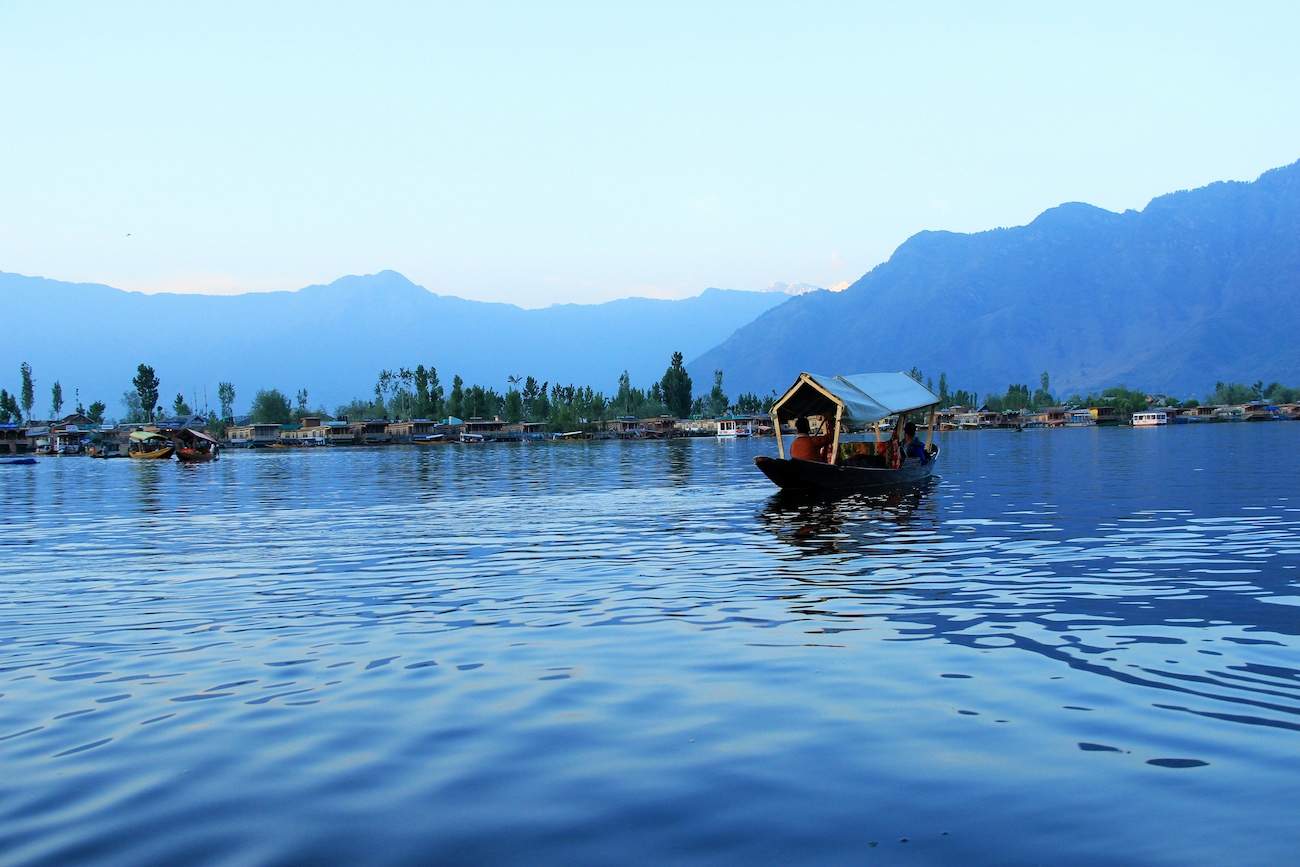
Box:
[2,1,1299,307]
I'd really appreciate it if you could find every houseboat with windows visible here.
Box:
[1132,411,1168,427]
[754,372,940,491]
[1243,402,1280,422]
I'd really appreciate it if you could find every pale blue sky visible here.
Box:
[2,1,1298,306]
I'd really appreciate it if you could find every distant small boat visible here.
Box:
[0,457,37,466]
[460,432,485,443]
[127,430,175,459]
[173,428,220,462]
[411,434,445,444]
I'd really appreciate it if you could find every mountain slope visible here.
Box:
[0,271,788,416]
[690,160,1300,399]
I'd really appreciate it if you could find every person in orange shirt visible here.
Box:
[790,416,833,462]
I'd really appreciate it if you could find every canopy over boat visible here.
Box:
[175,428,217,445]
[771,372,940,429]
[130,430,168,442]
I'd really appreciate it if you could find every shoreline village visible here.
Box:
[4,390,1298,459]
[4,358,1299,459]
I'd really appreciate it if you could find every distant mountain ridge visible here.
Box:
[0,271,788,417]
[689,160,1300,400]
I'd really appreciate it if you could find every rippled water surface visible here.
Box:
[2,426,1299,866]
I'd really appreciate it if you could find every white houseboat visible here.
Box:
[1132,411,1168,427]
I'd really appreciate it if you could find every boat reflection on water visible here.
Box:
[757,479,939,555]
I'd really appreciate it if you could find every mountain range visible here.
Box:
[0,271,787,417]
[691,160,1300,400]
[6,159,1299,419]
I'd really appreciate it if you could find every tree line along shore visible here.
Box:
[3,357,1299,455]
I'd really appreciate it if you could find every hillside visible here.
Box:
[689,160,1300,400]
[0,271,789,417]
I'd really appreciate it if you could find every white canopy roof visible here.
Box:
[771,372,940,428]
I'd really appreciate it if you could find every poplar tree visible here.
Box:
[218,382,236,422]
[133,364,160,422]
[20,362,34,420]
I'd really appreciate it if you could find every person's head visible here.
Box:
[795,417,811,435]
[904,421,917,438]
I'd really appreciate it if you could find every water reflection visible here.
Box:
[758,481,937,555]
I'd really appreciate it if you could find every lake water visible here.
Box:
[2,425,1299,866]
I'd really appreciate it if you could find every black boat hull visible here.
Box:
[754,448,938,491]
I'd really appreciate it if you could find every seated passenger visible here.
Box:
[790,416,833,462]
[901,421,929,464]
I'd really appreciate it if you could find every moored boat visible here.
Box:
[127,430,175,460]
[1132,411,1168,427]
[173,427,221,462]
[754,372,941,491]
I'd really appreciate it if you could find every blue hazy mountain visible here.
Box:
[0,271,789,417]
[689,160,1300,400]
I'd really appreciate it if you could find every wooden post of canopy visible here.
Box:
[925,406,936,449]
[774,411,785,459]
[828,405,843,465]
[873,420,881,443]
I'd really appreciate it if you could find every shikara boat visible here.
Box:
[754,372,941,491]
[173,428,220,462]
[127,430,175,460]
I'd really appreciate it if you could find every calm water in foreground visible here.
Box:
[2,426,1299,866]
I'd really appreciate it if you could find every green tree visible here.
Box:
[414,365,430,417]
[1263,382,1300,404]
[87,400,107,424]
[1031,371,1054,409]
[0,389,19,423]
[1208,381,1256,405]
[249,389,292,424]
[333,398,372,422]
[504,388,524,423]
[449,375,464,419]
[734,392,763,414]
[218,382,236,422]
[428,367,444,420]
[133,364,160,422]
[660,351,692,418]
[708,370,729,417]
[938,372,949,407]
[20,362,34,420]
[120,390,144,423]
[615,371,634,415]
[51,381,63,418]
[950,389,975,408]
[172,393,191,416]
